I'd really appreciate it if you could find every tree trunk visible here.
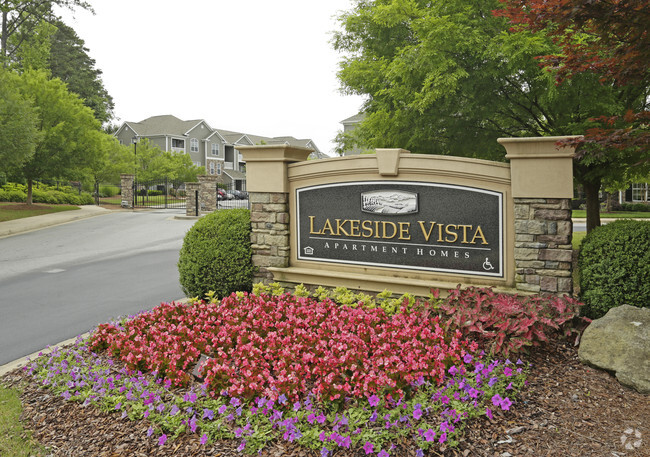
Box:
[583,179,601,233]
[26,178,33,205]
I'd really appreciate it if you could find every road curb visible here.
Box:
[0,332,91,377]
[0,206,111,239]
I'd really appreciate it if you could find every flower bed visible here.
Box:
[22,288,582,455]
[90,293,477,402]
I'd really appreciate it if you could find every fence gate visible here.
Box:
[133,178,186,209]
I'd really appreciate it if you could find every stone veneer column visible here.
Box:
[237,145,314,284]
[120,174,134,209]
[513,198,573,293]
[249,192,290,283]
[197,175,220,213]
[499,136,580,295]
[185,182,200,217]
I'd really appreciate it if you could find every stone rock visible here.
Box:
[578,305,650,394]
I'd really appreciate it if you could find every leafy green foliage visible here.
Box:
[578,220,650,319]
[333,0,638,160]
[133,138,203,182]
[252,283,423,316]
[178,209,255,299]
[0,182,93,205]
[0,67,40,173]
[10,69,101,203]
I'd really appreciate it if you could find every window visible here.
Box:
[209,162,215,175]
[211,143,219,156]
[632,183,649,202]
[172,138,185,150]
[190,138,199,153]
[216,162,222,175]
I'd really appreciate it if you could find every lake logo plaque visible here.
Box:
[361,190,418,215]
[296,181,504,277]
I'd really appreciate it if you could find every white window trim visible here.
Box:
[190,138,199,153]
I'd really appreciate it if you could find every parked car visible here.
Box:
[226,192,235,200]
[217,189,227,200]
[232,190,249,199]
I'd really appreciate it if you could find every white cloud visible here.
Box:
[57,0,365,155]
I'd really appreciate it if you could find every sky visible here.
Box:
[56,0,365,155]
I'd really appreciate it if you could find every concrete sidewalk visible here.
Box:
[0,205,111,239]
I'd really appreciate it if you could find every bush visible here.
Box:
[436,287,583,356]
[579,220,650,318]
[620,202,650,212]
[178,209,255,298]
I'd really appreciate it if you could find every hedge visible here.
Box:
[578,220,650,318]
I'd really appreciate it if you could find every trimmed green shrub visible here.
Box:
[578,220,650,318]
[620,202,650,212]
[178,208,256,299]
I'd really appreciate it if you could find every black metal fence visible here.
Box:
[217,182,249,210]
[133,178,186,209]
[94,182,122,206]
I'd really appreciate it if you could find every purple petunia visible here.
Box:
[363,441,374,454]
[378,450,389,457]
[200,434,208,445]
[424,428,436,442]
[158,434,167,446]
[203,408,214,420]
[368,394,380,407]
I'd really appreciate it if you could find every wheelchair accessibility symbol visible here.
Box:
[482,258,495,271]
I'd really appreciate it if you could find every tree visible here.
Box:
[334,0,647,231]
[495,0,650,231]
[12,69,101,204]
[0,66,40,174]
[49,20,114,124]
[1,0,92,66]
[132,139,204,183]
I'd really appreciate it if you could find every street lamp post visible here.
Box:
[132,136,138,208]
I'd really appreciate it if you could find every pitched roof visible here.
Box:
[127,115,207,137]
[123,115,320,155]
[341,113,365,125]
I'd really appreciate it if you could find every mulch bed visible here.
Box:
[2,339,648,457]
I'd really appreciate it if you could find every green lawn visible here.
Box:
[0,383,47,457]
[572,210,650,219]
[0,202,80,223]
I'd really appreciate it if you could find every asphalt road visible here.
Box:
[0,210,197,365]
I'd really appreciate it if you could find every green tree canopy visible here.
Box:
[49,20,114,124]
[334,0,641,158]
[0,66,40,174]
[132,138,204,183]
[333,0,648,231]
[1,0,92,66]
[12,69,101,204]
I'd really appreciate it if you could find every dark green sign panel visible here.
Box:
[296,181,504,277]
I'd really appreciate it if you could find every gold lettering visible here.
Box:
[309,216,322,235]
[418,221,436,242]
[361,220,374,238]
[381,221,398,239]
[471,226,488,245]
[322,218,335,236]
[445,224,458,243]
[458,225,472,243]
[349,220,360,237]
[398,222,411,240]
[438,223,444,242]
[335,219,350,237]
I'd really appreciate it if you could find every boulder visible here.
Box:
[579,305,650,394]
